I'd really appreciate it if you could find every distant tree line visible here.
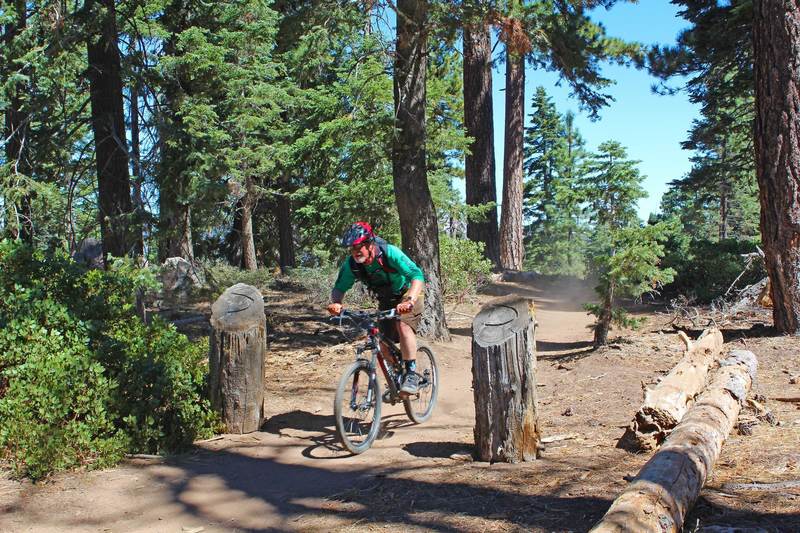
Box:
[3,0,800,335]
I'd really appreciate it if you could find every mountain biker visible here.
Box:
[327,222,425,394]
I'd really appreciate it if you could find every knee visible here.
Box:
[397,321,414,339]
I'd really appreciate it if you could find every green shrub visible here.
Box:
[662,238,764,303]
[439,235,493,301]
[282,265,373,308]
[0,240,218,479]
[202,260,275,299]
[101,320,218,453]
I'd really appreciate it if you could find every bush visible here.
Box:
[281,265,373,308]
[662,238,764,303]
[439,235,493,301]
[202,260,275,299]
[0,241,218,479]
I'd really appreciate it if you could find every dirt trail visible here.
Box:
[2,277,799,532]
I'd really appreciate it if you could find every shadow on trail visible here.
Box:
[403,441,475,459]
[60,443,800,533]
[537,340,594,354]
[263,409,334,435]
[263,410,421,461]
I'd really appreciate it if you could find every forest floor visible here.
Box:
[1,275,799,532]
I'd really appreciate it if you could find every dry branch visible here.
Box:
[592,350,758,533]
[619,328,724,451]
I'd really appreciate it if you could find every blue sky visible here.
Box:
[490,0,698,220]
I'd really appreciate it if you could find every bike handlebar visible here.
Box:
[330,308,397,328]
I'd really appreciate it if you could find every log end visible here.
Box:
[473,295,534,348]
[211,283,265,331]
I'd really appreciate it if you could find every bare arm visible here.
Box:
[327,288,346,315]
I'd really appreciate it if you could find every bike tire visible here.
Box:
[334,360,382,454]
[403,345,439,423]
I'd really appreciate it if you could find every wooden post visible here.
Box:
[472,295,540,462]
[592,350,758,533]
[209,283,266,434]
[619,328,724,451]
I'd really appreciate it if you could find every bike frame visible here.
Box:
[336,309,407,404]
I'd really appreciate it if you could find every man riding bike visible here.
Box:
[327,222,425,394]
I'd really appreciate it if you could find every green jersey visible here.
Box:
[333,242,425,297]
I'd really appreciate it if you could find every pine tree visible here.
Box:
[462,3,500,268]
[649,0,757,244]
[582,141,661,346]
[394,0,450,340]
[753,2,800,333]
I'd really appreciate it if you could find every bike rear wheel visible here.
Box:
[403,345,438,423]
[334,360,382,454]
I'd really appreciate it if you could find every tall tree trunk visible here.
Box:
[393,0,449,341]
[277,190,295,272]
[130,72,145,258]
[239,182,258,271]
[87,0,134,262]
[753,2,800,334]
[719,180,729,241]
[3,0,33,243]
[500,49,525,271]
[594,278,614,347]
[168,203,194,261]
[463,23,500,268]
[226,197,244,267]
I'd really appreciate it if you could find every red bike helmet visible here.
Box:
[341,222,375,246]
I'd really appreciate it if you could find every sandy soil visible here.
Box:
[1,276,799,532]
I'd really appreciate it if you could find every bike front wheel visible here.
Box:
[403,345,439,423]
[334,360,382,454]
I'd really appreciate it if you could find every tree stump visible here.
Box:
[209,283,266,434]
[619,328,724,451]
[472,295,540,462]
[592,350,758,533]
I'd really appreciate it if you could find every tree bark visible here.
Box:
[472,296,540,462]
[277,190,296,272]
[3,0,34,243]
[166,203,194,261]
[592,350,757,533]
[618,328,724,451]
[87,0,135,263]
[209,283,266,434]
[593,278,614,346]
[239,180,258,271]
[463,23,500,268]
[393,0,449,341]
[753,2,800,333]
[500,49,525,271]
[129,71,145,259]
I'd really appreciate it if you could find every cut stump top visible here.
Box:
[211,283,265,332]
[473,295,534,348]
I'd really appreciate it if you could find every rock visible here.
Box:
[450,452,473,461]
[562,406,575,417]
[161,257,205,303]
[72,238,104,269]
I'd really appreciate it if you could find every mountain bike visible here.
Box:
[330,308,438,454]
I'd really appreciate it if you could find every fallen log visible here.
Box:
[592,350,757,533]
[619,328,724,451]
[722,480,800,492]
